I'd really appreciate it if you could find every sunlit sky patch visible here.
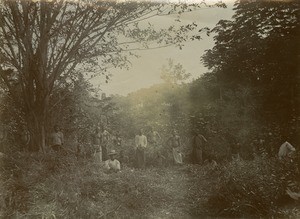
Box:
[90,0,236,96]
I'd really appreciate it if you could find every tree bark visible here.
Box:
[24,78,49,153]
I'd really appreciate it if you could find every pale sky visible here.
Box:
[91,1,235,96]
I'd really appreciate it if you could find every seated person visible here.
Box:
[104,150,121,173]
[203,155,218,170]
[278,141,296,160]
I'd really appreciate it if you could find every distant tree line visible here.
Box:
[0,0,222,152]
[111,0,300,160]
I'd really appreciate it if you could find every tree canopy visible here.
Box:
[0,0,221,151]
[202,0,300,127]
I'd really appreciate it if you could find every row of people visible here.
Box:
[49,125,121,173]
[48,124,225,166]
[48,125,296,166]
[134,128,186,168]
[91,126,111,162]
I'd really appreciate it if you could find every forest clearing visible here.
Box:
[0,0,299,218]
[1,152,214,218]
[1,142,300,218]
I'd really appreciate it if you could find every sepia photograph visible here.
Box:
[0,0,299,218]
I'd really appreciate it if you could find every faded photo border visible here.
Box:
[0,0,299,218]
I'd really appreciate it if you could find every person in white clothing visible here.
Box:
[278,141,296,160]
[104,150,121,173]
[167,130,183,164]
[135,129,147,168]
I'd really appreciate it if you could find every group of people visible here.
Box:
[134,128,187,168]
[48,124,297,173]
[91,126,111,162]
[48,125,121,173]
[47,125,219,170]
[90,126,121,173]
[134,128,217,167]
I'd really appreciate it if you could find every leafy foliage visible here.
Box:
[0,0,215,151]
[201,0,300,128]
[160,58,191,84]
[206,156,300,217]
[0,152,214,218]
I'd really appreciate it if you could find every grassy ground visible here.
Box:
[1,152,299,218]
[0,152,218,218]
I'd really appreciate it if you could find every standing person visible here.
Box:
[101,127,110,161]
[20,127,31,151]
[148,127,161,146]
[113,130,122,147]
[225,131,240,161]
[168,130,183,165]
[148,127,162,166]
[192,130,207,164]
[135,129,147,168]
[50,125,64,152]
[92,127,102,163]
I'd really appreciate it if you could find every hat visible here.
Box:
[108,150,117,156]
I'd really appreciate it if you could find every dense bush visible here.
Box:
[1,149,299,218]
[0,152,180,218]
[206,156,300,217]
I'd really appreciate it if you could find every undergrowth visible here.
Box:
[0,152,200,218]
[206,156,300,218]
[1,151,299,218]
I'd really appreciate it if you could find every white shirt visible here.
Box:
[104,159,121,171]
[278,141,296,159]
[135,134,147,148]
[50,131,64,146]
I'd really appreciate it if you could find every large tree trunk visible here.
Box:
[25,84,49,153]
[26,112,46,152]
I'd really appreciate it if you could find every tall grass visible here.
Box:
[0,152,182,218]
[206,156,300,218]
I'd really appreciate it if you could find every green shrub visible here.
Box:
[0,152,177,218]
[206,156,300,217]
